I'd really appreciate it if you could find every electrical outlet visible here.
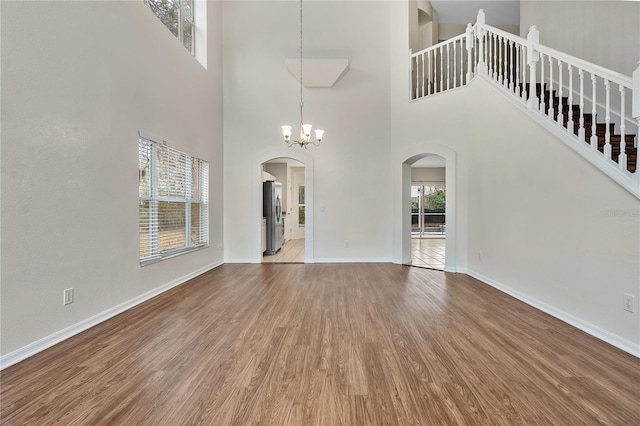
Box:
[478,252,483,261]
[345,240,350,248]
[623,293,635,313]
[63,288,74,305]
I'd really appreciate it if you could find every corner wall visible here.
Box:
[1,1,224,364]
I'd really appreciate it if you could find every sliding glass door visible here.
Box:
[411,183,446,238]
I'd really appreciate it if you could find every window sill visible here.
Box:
[140,244,209,267]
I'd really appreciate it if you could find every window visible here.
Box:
[138,134,208,265]
[145,0,194,54]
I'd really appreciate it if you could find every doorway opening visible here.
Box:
[262,158,305,263]
[409,154,446,270]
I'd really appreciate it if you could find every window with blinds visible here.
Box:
[139,134,208,265]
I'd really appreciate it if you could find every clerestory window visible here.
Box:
[145,0,195,54]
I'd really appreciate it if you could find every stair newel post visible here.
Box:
[409,48,413,101]
[526,25,540,111]
[465,23,473,83]
[590,73,597,151]
[604,79,612,161]
[557,61,563,126]
[578,68,585,142]
[476,10,486,75]
[619,86,627,171]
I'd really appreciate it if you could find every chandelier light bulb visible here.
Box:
[302,124,312,137]
[282,125,292,142]
[315,129,324,142]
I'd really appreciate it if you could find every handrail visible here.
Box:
[479,23,524,45]
[534,44,632,88]
[411,31,468,58]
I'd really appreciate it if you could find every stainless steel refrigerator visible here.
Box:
[263,181,284,255]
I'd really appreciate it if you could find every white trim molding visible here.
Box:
[467,269,640,358]
[0,261,223,370]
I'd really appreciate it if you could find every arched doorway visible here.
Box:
[262,157,306,263]
[394,144,457,272]
[410,154,446,269]
[253,149,314,263]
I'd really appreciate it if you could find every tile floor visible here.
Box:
[410,237,445,270]
[262,238,305,263]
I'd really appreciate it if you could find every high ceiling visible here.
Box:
[430,1,520,26]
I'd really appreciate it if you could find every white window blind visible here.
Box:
[139,135,208,265]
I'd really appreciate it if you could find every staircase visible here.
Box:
[409,10,640,197]
[526,82,637,173]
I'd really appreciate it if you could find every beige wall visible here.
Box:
[520,0,639,75]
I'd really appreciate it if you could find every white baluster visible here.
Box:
[447,43,450,90]
[522,45,528,101]
[540,53,546,113]
[416,56,419,99]
[409,48,413,100]
[567,65,574,133]
[548,56,554,121]
[619,86,627,171]
[492,33,497,79]
[604,79,611,160]
[633,61,639,150]
[515,45,520,97]
[440,45,444,92]
[527,26,540,111]
[590,74,597,150]
[498,36,503,85]
[557,61,564,126]
[578,68,585,141]
[459,39,463,86]
[421,53,425,98]
[427,50,431,96]
[453,41,457,88]
[509,41,514,91]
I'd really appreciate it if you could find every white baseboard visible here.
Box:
[467,269,640,358]
[224,258,261,264]
[313,258,393,263]
[0,261,223,370]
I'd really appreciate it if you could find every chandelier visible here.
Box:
[281,0,324,148]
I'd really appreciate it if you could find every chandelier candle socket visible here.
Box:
[281,0,324,148]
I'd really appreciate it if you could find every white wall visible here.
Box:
[390,0,639,352]
[1,1,224,362]
[520,0,639,75]
[223,1,393,263]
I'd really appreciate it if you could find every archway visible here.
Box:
[253,148,314,263]
[394,144,457,272]
[262,157,306,263]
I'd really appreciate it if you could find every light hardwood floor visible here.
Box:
[262,238,305,263]
[1,264,639,425]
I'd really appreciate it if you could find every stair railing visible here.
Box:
[410,9,640,194]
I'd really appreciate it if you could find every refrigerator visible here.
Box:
[263,181,284,255]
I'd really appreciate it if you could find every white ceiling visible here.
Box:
[430,1,520,26]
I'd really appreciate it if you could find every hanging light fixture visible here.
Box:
[282,0,324,148]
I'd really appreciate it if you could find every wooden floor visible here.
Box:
[2,264,639,425]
